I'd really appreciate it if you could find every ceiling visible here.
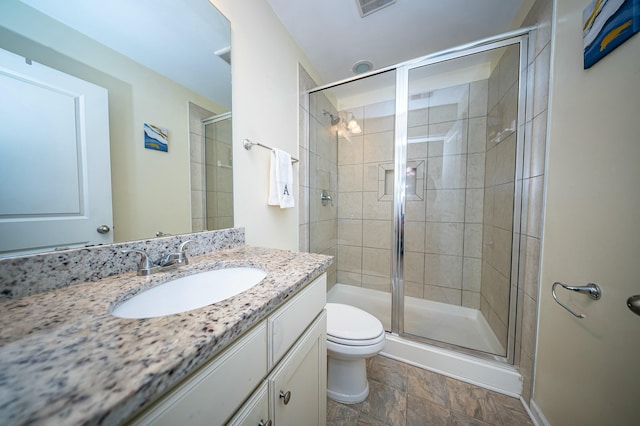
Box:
[19,0,232,108]
[266,0,527,85]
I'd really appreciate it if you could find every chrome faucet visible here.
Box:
[156,240,191,267]
[123,240,191,276]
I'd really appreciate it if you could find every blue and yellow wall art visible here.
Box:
[583,0,640,69]
[144,123,168,152]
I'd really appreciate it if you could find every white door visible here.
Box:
[534,1,640,424]
[0,47,112,256]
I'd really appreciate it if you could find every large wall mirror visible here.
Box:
[0,0,232,257]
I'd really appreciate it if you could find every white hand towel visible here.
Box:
[268,148,295,208]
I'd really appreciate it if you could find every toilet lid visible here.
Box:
[326,303,384,343]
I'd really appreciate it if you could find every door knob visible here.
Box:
[627,295,640,316]
[97,225,110,234]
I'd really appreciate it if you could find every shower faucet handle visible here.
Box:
[320,190,333,206]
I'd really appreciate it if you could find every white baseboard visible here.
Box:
[529,399,550,426]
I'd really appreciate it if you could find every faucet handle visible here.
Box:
[122,249,158,276]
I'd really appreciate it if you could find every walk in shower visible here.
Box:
[307,32,529,364]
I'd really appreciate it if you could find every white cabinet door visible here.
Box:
[0,47,112,256]
[269,311,327,426]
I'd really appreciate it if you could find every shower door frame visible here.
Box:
[309,28,533,364]
[392,34,530,364]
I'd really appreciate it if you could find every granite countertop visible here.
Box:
[0,245,333,425]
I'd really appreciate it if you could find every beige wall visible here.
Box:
[534,0,640,423]
[211,0,322,251]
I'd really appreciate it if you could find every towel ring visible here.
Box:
[552,281,602,318]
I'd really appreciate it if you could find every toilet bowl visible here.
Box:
[326,302,385,404]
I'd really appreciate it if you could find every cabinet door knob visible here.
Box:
[279,390,291,405]
[258,420,272,426]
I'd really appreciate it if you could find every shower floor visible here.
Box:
[327,283,504,355]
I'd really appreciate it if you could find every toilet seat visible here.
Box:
[326,303,385,346]
[327,331,385,346]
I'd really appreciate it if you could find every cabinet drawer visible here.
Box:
[268,273,326,367]
[132,322,267,426]
[227,381,269,426]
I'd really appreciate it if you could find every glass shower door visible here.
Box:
[310,70,397,332]
[309,34,528,362]
[398,42,525,357]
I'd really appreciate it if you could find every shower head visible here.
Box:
[323,109,341,126]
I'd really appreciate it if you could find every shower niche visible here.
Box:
[379,162,423,201]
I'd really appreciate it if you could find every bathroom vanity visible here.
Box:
[0,232,332,425]
[130,273,327,425]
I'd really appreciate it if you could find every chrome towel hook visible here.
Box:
[552,282,602,318]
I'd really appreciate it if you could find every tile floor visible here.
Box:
[327,355,534,426]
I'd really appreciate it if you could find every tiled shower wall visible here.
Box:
[298,65,313,254]
[335,99,395,293]
[481,44,520,350]
[189,102,213,232]
[334,82,490,308]
[405,82,489,308]
[299,65,338,289]
[205,118,234,230]
[516,0,552,404]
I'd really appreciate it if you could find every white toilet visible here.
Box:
[325,302,386,404]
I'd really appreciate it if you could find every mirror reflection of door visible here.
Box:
[0,47,113,257]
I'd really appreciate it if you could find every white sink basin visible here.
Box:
[112,267,267,319]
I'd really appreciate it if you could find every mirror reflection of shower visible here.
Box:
[189,104,233,232]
